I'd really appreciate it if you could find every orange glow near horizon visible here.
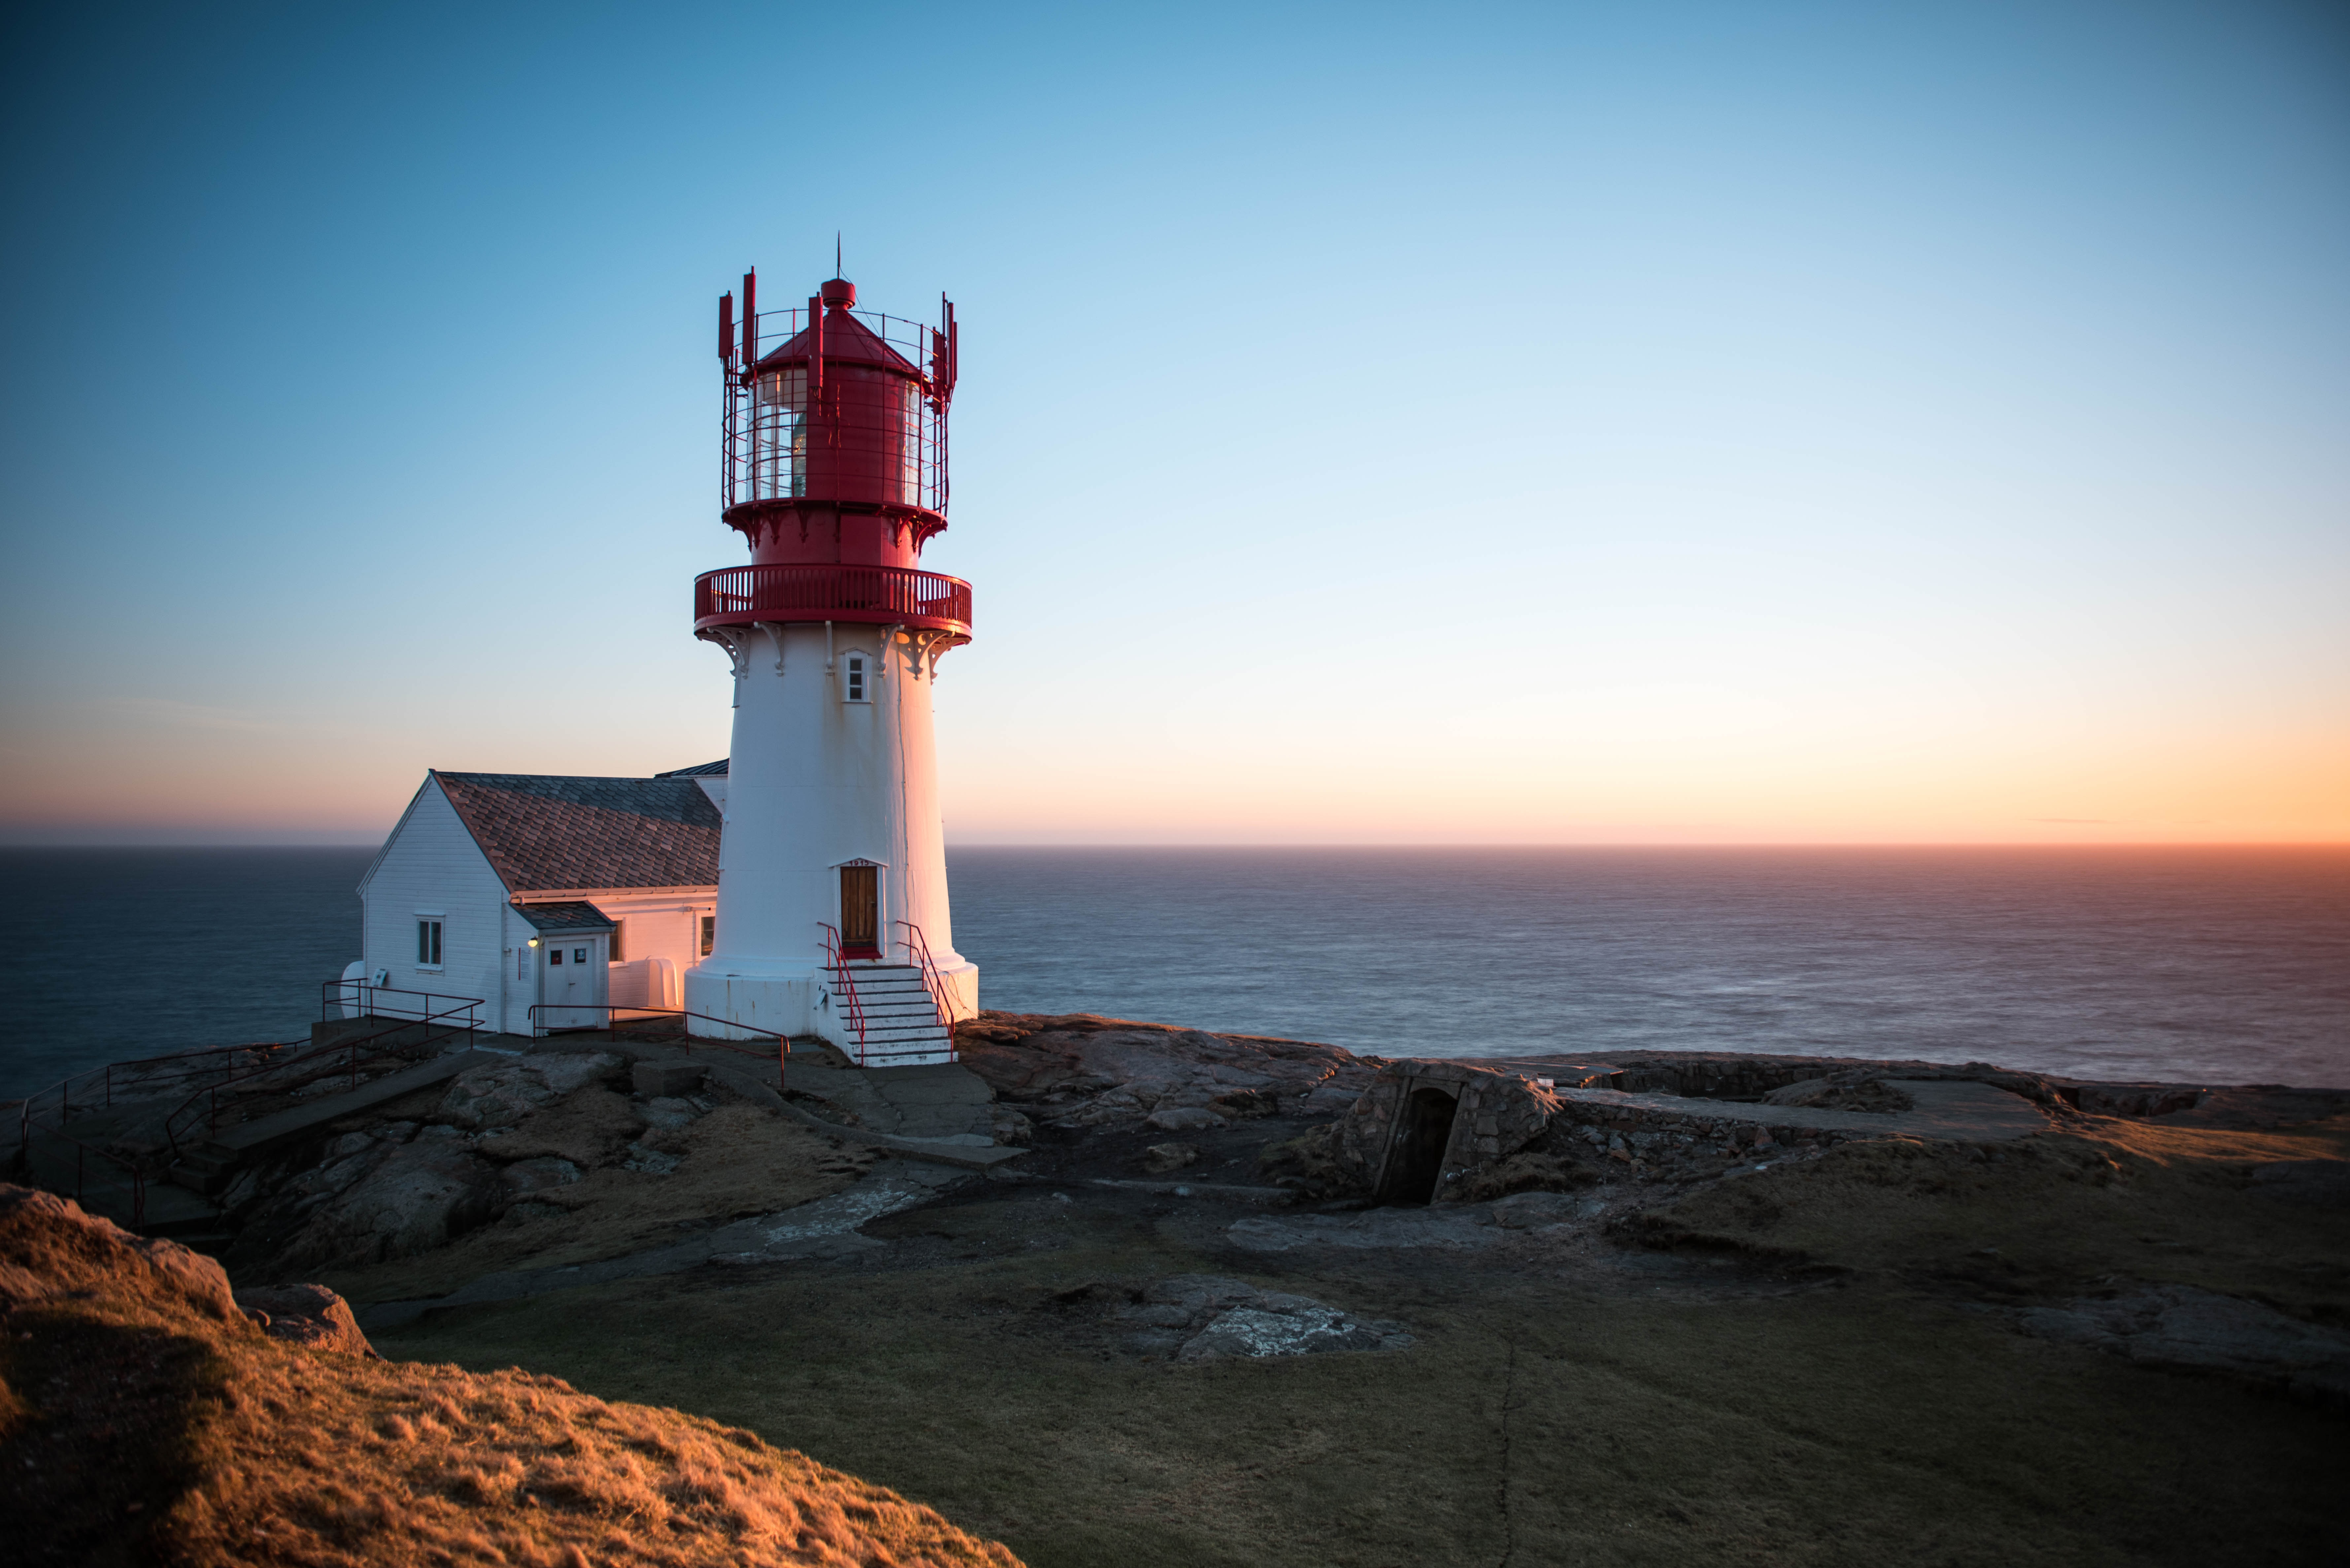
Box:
[2,696,2340,846]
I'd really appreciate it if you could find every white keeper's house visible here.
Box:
[350,762,729,1038]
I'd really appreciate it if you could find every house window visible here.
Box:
[416,920,443,968]
[549,947,563,966]
[573,948,588,965]
[610,922,625,963]
[844,653,867,702]
[700,915,716,956]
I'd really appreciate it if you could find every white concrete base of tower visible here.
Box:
[684,957,978,1068]
[683,963,823,1043]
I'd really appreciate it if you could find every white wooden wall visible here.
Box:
[357,777,722,1038]
[358,780,513,1033]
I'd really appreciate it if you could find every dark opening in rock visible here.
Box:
[1379,1087,1460,1205]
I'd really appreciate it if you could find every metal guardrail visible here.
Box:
[11,1038,311,1231]
[320,980,488,1026]
[163,995,483,1156]
[13,1113,146,1230]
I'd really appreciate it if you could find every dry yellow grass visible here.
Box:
[0,1185,1020,1568]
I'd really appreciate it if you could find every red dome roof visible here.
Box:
[752,287,919,376]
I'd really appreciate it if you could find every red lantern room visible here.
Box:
[696,271,970,641]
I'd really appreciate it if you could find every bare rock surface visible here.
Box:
[1116,1273,1415,1361]
[437,1051,625,1130]
[221,1051,874,1290]
[233,1281,376,1356]
[252,1132,504,1274]
[955,1012,1381,1132]
[2013,1285,2350,1405]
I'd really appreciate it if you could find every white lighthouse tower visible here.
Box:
[682,269,976,1065]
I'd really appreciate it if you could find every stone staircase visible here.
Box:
[832,964,955,1067]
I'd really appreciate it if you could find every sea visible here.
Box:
[1,846,2343,1102]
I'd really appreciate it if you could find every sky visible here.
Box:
[1,0,2344,845]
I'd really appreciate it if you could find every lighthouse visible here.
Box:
[681,269,976,1065]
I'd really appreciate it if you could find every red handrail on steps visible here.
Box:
[894,920,961,1057]
[819,923,870,1065]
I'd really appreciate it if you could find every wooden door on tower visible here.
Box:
[840,864,880,957]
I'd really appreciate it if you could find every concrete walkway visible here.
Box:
[1468,1063,2051,1143]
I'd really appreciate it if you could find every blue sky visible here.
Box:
[2,0,2344,842]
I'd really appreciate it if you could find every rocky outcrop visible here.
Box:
[0,1185,241,1324]
[222,1051,871,1285]
[955,1012,1381,1128]
[0,1185,1023,1567]
[247,1126,505,1274]
[436,1052,627,1130]
[232,1282,376,1356]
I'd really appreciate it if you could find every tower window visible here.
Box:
[844,654,867,702]
[416,919,442,968]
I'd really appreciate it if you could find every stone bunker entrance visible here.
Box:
[1336,1060,1565,1207]
[1375,1086,1460,1205]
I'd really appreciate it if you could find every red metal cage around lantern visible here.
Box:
[719,293,957,530]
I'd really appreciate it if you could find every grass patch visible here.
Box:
[377,1213,2349,1567]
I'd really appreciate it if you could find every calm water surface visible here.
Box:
[2,846,2342,1099]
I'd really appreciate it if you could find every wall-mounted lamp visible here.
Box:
[527,938,540,948]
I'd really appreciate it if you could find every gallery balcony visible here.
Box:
[693,564,973,638]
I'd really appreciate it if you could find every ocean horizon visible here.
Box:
[1,844,2342,1102]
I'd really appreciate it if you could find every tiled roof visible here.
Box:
[512,900,618,933]
[655,759,730,777]
[433,772,721,893]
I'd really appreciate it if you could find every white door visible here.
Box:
[544,938,596,1028]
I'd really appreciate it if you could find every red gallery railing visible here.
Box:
[695,564,971,637]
